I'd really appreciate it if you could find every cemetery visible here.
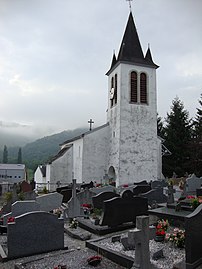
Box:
[0,175,201,268]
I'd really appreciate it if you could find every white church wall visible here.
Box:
[107,63,159,186]
[47,146,73,191]
[119,64,158,185]
[72,139,83,183]
[34,166,46,188]
[82,125,110,184]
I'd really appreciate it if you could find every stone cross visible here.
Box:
[66,178,83,219]
[166,185,176,204]
[131,216,157,269]
[88,118,94,131]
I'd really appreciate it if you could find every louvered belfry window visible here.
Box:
[114,74,117,104]
[140,72,147,104]
[130,71,137,103]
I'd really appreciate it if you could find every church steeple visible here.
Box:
[117,12,144,63]
[106,12,158,75]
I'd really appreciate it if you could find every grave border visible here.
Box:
[78,217,135,235]
[86,236,133,268]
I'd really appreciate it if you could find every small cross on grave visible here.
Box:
[88,119,94,131]
[166,185,176,204]
[130,216,157,269]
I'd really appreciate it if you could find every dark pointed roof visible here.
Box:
[145,47,159,68]
[106,12,158,75]
[110,52,117,70]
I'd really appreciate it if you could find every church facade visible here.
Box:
[44,12,162,189]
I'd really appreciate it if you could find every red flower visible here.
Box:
[82,203,91,209]
[7,217,15,223]
[123,184,128,188]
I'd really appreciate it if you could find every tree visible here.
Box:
[157,113,165,138]
[193,93,202,140]
[163,97,192,177]
[189,93,202,176]
[17,147,22,163]
[3,145,8,163]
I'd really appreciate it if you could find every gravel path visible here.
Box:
[0,231,125,269]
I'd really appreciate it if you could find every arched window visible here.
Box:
[110,77,114,107]
[140,73,147,104]
[114,74,117,104]
[130,71,137,103]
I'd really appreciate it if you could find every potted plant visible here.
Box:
[165,228,185,248]
[155,219,169,242]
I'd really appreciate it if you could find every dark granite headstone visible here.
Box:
[81,181,94,189]
[56,185,71,193]
[133,185,151,196]
[120,189,134,199]
[196,188,202,197]
[185,204,202,268]
[151,180,168,189]
[134,180,148,186]
[99,195,148,227]
[92,191,119,209]
[140,187,167,206]
[61,189,73,203]
[7,211,64,259]
[20,181,32,193]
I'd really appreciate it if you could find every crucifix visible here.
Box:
[88,118,94,131]
[126,0,133,12]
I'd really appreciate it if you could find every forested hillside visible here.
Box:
[0,128,87,171]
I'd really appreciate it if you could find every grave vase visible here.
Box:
[154,234,165,242]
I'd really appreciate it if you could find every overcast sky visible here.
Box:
[0,0,201,139]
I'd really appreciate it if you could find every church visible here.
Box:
[42,11,162,189]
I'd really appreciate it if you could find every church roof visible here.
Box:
[60,123,109,146]
[39,165,46,177]
[48,145,72,164]
[106,12,158,75]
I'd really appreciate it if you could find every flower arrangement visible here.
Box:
[7,217,15,223]
[165,228,185,248]
[82,203,91,209]
[87,255,102,266]
[186,196,202,209]
[69,218,78,229]
[53,208,62,217]
[156,219,169,236]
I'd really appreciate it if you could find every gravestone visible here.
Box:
[76,188,95,206]
[196,188,202,197]
[166,185,176,204]
[7,211,64,259]
[92,191,120,209]
[185,203,202,268]
[36,192,63,212]
[81,181,94,189]
[90,185,116,195]
[20,181,32,193]
[56,185,71,193]
[3,200,40,225]
[99,193,148,227]
[151,180,167,189]
[131,216,157,269]
[121,223,155,250]
[133,185,151,196]
[61,189,76,203]
[140,187,167,206]
[186,174,202,194]
[66,179,84,218]
[134,180,148,186]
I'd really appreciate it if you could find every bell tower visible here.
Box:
[106,12,159,186]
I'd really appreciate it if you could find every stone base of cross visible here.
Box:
[130,216,158,269]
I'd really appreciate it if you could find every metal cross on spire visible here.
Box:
[126,0,133,12]
[88,119,94,131]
